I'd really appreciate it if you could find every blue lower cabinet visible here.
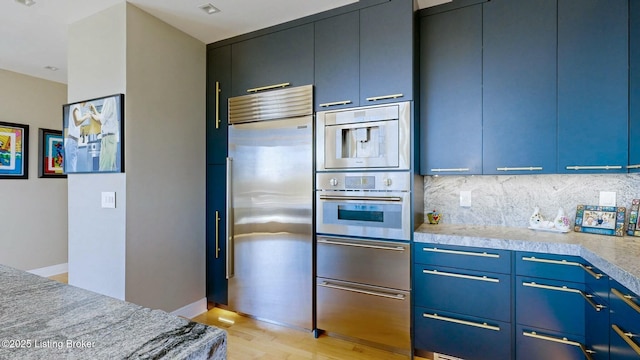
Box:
[413,265,511,322]
[610,282,640,359]
[516,276,586,336]
[586,290,610,360]
[516,324,588,360]
[415,307,511,360]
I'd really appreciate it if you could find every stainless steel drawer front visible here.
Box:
[317,236,410,290]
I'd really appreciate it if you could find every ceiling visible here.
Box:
[0,0,448,84]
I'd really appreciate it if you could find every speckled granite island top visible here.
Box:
[0,264,226,360]
[415,224,640,295]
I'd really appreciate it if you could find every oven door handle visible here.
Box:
[319,195,403,202]
[317,238,407,251]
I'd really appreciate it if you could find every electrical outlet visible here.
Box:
[599,191,616,207]
[460,191,472,207]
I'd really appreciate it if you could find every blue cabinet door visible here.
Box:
[206,164,227,305]
[610,282,640,359]
[482,0,557,175]
[557,0,628,174]
[231,24,314,96]
[630,1,640,173]
[516,324,587,360]
[419,4,482,175]
[360,0,414,105]
[206,46,230,165]
[314,11,360,111]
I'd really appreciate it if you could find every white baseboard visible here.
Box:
[171,298,208,319]
[28,263,68,277]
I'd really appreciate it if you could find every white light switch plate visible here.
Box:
[460,191,472,207]
[599,191,616,207]
[101,192,116,209]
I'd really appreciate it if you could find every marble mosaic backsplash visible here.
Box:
[424,174,640,227]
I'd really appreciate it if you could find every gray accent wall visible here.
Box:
[0,69,67,271]
[67,3,206,312]
[424,174,640,228]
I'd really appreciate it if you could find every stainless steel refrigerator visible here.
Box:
[226,85,313,330]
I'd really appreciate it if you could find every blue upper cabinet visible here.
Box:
[629,1,640,173]
[314,11,360,111]
[360,0,414,105]
[206,45,231,165]
[231,24,314,97]
[482,0,557,175]
[419,4,482,175]
[557,0,628,174]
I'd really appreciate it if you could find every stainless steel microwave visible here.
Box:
[316,102,411,171]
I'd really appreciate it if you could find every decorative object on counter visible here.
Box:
[553,208,571,232]
[427,210,440,224]
[529,206,546,228]
[627,199,640,237]
[0,121,29,179]
[574,204,625,237]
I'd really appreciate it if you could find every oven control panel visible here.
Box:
[317,172,411,192]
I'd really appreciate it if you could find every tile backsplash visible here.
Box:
[424,174,640,227]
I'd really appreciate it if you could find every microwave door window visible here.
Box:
[337,205,384,222]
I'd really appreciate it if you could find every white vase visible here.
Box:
[529,207,544,228]
[554,208,571,232]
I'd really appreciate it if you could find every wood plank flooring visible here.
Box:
[49,273,429,360]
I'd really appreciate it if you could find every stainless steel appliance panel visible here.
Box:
[317,236,410,290]
[316,101,411,171]
[317,277,411,350]
[227,114,312,330]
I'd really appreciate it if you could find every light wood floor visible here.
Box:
[49,273,428,360]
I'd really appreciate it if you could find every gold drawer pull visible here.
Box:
[423,247,500,258]
[247,82,290,93]
[565,165,623,171]
[496,166,543,171]
[423,313,500,331]
[522,282,605,312]
[611,288,640,315]
[521,256,603,279]
[423,269,500,283]
[365,93,404,102]
[612,324,640,356]
[319,100,352,107]
[430,168,470,172]
[523,331,594,360]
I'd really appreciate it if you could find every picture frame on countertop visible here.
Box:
[0,121,29,179]
[627,199,640,237]
[38,128,66,178]
[574,205,625,237]
[62,93,124,174]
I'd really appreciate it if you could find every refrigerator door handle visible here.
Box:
[226,157,234,279]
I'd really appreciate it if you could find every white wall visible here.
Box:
[124,4,206,312]
[67,3,127,299]
[0,69,68,271]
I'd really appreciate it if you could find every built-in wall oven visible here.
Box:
[315,101,413,354]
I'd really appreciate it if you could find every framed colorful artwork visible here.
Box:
[574,205,625,237]
[62,93,124,174]
[0,121,29,179]
[627,199,640,237]
[38,128,65,178]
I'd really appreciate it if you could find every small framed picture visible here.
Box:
[38,128,66,178]
[0,121,29,179]
[574,205,625,237]
[627,199,640,237]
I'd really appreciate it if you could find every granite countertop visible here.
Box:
[0,265,227,360]
[415,224,640,295]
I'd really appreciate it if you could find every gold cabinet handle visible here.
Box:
[627,164,640,169]
[423,313,500,331]
[612,324,640,356]
[565,165,623,171]
[319,100,352,107]
[365,93,404,102]
[611,288,640,314]
[423,269,500,283]
[522,331,594,360]
[215,81,221,129]
[522,282,605,312]
[496,166,543,171]
[215,210,221,258]
[521,256,603,279]
[430,168,471,172]
[247,82,290,93]
[422,247,500,259]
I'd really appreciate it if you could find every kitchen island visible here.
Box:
[415,223,640,298]
[0,264,226,360]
